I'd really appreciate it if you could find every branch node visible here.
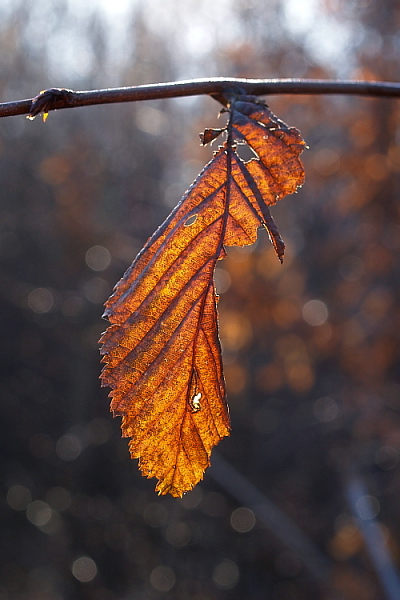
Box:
[211,85,249,107]
[28,87,75,121]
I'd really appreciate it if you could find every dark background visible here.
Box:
[1,1,400,599]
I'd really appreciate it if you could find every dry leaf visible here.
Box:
[100,95,305,496]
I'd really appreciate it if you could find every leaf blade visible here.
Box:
[100,95,306,496]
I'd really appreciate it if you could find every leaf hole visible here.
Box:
[184,214,198,227]
[189,392,202,413]
[235,144,258,162]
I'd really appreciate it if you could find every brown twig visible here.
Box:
[1,78,400,120]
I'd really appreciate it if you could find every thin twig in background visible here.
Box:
[209,453,349,600]
[346,476,400,600]
[0,78,400,119]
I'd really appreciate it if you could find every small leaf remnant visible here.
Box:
[199,127,226,145]
[100,95,305,496]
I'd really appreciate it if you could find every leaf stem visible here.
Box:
[1,78,400,119]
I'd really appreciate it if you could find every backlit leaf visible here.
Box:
[100,95,305,496]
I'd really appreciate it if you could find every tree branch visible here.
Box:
[1,78,400,119]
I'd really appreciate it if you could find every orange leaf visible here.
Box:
[100,95,305,496]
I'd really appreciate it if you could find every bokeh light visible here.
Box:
[230,507,256,533]
[71,557,98,583]
[212,559,240,590]
[85,245,111,271]
[7,485,32,511]
[150,565,176,592]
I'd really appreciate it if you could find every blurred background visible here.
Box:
[1,0,400,599]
